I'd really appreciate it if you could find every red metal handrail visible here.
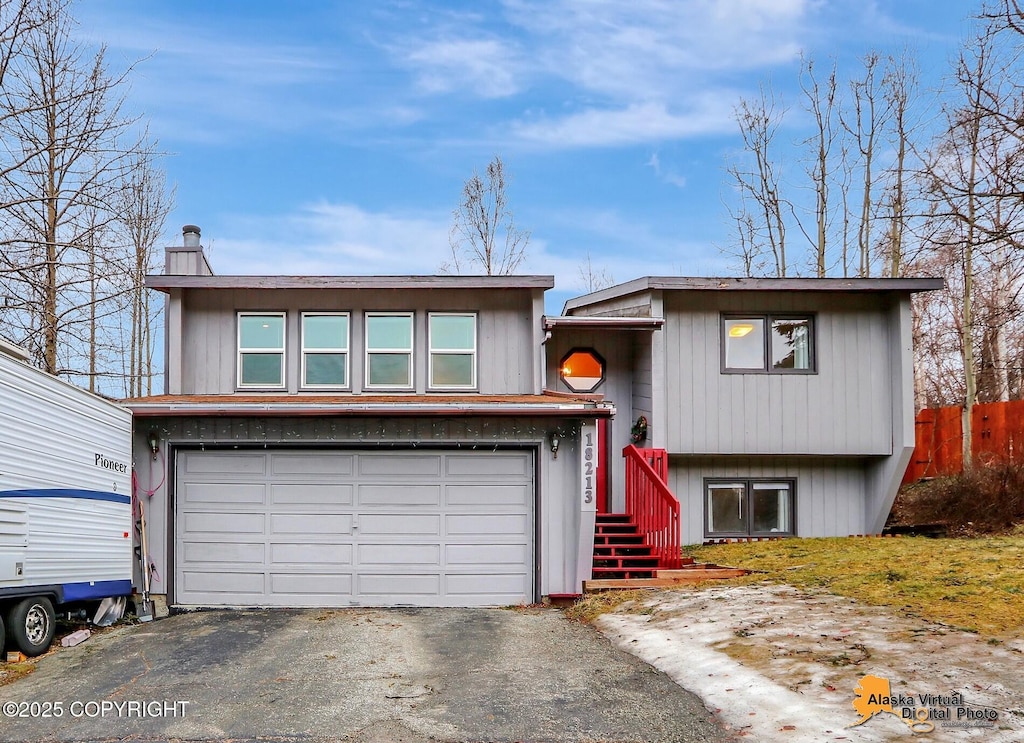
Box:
[623,444,681,569]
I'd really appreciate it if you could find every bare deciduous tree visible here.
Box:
[797,55,839,277]
[843,52,888,277]
[726,85,789,277]
[442,155,530,275]
[920,21,1024,463]
[577,251,614,293]
[0,0,168,398]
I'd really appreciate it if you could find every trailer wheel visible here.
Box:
[7,597,55,657]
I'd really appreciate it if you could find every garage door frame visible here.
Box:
[167,443,541,607]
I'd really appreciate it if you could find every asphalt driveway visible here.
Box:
[0,607,731,742]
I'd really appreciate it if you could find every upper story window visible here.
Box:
[365,312,413,389]
[237,312,286,388]
[302,313,349,388]
[429,313,476,389]
[722,315,815,373]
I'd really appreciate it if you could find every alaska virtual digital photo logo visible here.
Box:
[851,675,1001,734]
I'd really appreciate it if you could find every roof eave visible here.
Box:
[126,402,615,418]
[146,275,556,292]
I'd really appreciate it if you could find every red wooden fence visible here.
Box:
[903,400,1024,484]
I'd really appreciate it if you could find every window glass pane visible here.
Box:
[432,353,473,386]
[367,315,411,350]
[367,353,410,386]
[708,483,746,533]
[724,318,765,369]
[304,315,348,350]
[560,349,605,393]
[772,318,811,370]
[240,315,284,349]
[431,315,474,350]
[241,353,282,386]
[752,483,791,533]
[305,353,346,386]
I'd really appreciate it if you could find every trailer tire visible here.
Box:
[7,597,55,657]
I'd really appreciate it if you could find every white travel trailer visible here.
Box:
[0,338,133,656]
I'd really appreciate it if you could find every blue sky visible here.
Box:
[79,1,974,310]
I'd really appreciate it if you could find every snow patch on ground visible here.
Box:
[595,585,1024,742]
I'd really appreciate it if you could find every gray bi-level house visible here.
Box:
[125,226,940,608]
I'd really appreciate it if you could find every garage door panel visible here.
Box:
[176,449,533,608]
[182,570,264,594]
[358,573,442,596]
[271,483,353,505]
[358,484,440,506]
[184,511,265,534]
[184,453,266,475]
[272,453,353,476]
[358,513,441,536]
[358,543,441,565]
[446,573,529,595]
[181,541,264,564]
[446,484,530,506]
[446,543,529,565]
[270,573,352,596]
[271,513,351,535]
[359,454,442,477]
[183,482,266,505]
[447,513,528,535]
[270,542,353,565]
[446,453,529,477]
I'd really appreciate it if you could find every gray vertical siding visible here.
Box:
[165,248,213,276]
[668,456,869,544]
[545,329,641,510]
[864,297,916,532]
[662,292,894,455]
[178,288,538,395]
[133,416,590,601]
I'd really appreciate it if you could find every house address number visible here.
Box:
[580,421,597,512]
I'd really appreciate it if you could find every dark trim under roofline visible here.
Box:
[146,274,556,292]
[542,316,664,330]
[562,276,945,313]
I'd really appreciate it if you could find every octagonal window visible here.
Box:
[559,348,605,393]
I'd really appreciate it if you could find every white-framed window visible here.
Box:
[705,479,795,537]
[428,312,477,389]
[722,314,815,373]
[237,312,286,388]
[301,312,349,388]
[365,312,414,389]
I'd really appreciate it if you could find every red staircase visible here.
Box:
[593,513,664,579]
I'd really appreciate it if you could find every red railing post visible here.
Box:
[622,444,681,569]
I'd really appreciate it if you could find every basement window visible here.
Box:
[705,479,794,538]
[238,313,286,388]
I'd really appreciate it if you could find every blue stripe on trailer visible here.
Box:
[62,579,133,602]
[0,488,130,504]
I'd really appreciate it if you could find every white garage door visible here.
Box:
[174,449,534,608]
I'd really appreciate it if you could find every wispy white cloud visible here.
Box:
[510,98,736,147]
[646,153,688,188]
[505,0,808,97]
[403,38,524,98]
[205,202,452,275]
